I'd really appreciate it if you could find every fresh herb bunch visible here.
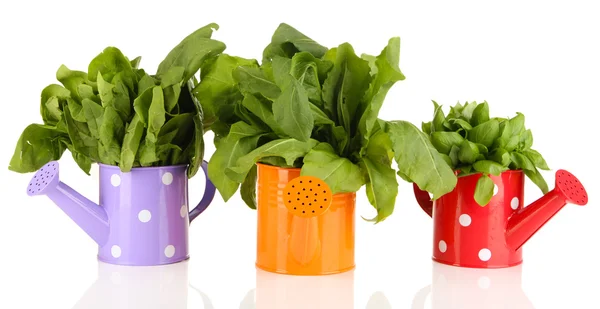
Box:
[421,100,550,206]
[201,23,456,222]
[9,24,226,178]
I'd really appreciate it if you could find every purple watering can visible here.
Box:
[27,161,216,266]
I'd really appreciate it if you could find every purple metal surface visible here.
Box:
[26,161,215,266]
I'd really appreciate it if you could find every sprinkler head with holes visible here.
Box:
[284,176,333,218]
[27,162,60,196]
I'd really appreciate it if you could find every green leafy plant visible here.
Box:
[421,101,550,206]
[9,23,226,178]
[200,23,457,222]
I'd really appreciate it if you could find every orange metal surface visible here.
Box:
[256,163,356,275]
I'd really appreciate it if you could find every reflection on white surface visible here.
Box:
[72,261,213,309]
[366,291,392,309]
[241,269,355,309]
[412,262,535,309]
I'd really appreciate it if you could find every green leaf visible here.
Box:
[448,145,460,166]
[99,106,125,164]
[240,165,258,209]
[471,101,489,126]
[509,113,525,135]
[87,47,135,85]
[472,160,507,176]
[510,152,536,171]
[458,140,479,164]
[146,86,166,143]
[461,101,478,121]
[227,138,319,183]
[322,43,372,136]
[362,157,398,223]
[67,98,86,122]
[196,55,259,126]
[422,121,432,135]
[332,126,349,154]
[475,143,489,155]
[9,124,67,173]
[489,149,511,166]
[64,107,99,162]
[468,119,500,148]
[449,118,472,131]
[240,93,283,135]
[40,85,70,127]
[156,23,226,82]
[290,52,324,104]
[310,103,334,125]
[130,56,141,69]
[430,131,464,154]
[272,75,314,141]
[56,65,87,101]
[300,143,365,193]
[97,72,130,121]
[524,167,549,194]
[524,149,550,170]
[138,138,158,166]
[234,65,280,100]
[474,175,494,206]
[357,37,405,150]
[138,74,157,95]
[431,101,446,132]
[186,116,205,178]
[269,57,292,90]
[385,121,457,199]
[119,114,144,172]
[263,23,328,62]
[81,99,104,139]
[209,122,265,201]
[519,129,533,150]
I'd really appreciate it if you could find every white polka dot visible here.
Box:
[510,197,519,210]
[111,245,121,258]
[180,205,187,218]
[162,172,173,185]
[164,245,175,258]
[478,276,491,289]
[479,248,492,261]
[111,174,121,187]
[459,214,472,227]
[438,240,447,253]
[138,210,151,223]
[493,184,498,196]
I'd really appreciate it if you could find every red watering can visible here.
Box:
[414,169,588,268]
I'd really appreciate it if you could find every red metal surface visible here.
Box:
[414,169,588,268]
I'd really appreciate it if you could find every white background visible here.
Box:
[1,0,599,308]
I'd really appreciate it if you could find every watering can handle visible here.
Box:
[188,161,216,223]
[411,285,431,309]
[413,183,433,218]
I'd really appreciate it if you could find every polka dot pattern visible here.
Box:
[111,174,121,187]
[510,197,519,210]
[111,245,122,258]
[438,240,447,253]
[459,214,471,227]
[180,205,187,218]
[138,210,151,223]
[164,245,175,258]
[162,172,173,185]
[479,248,492,261]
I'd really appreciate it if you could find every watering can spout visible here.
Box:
[506,169,588,251]
[27,161,109,246]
